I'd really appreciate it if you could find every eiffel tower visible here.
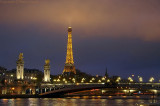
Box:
[63,27,76,74]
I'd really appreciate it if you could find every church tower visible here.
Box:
[44,59,50,82]
[16,53,24,80]
[63,27,76,74]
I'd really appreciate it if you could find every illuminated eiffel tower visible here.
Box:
[63,27,76,74]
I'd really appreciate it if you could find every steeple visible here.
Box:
[63,27,76,74]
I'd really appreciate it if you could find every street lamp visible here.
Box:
[57,79,60,82]
[116,77,121,83]
[63,78,66,81]
[138,77,143,82]
[72,78,75,83]
[102,77,105,80]
[92,78,95,80]
[98,80,101,83]
[107,79,110,83]
[128,77,133,82]
[149,77,154,82]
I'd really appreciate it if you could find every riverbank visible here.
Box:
[0,95,39,99]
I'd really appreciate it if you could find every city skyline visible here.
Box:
[0,0,160,80]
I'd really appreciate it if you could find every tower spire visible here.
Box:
[63,27,76,74]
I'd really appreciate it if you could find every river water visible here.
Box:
[0,97,159,106]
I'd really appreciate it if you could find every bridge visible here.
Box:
[39,84,106,97]
[118,82,160,89]
[38,82,160,97]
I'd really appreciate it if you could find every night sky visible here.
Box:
[0,0,160,81]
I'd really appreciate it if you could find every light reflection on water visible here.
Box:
[0,97,159,106]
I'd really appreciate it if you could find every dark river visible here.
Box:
[0,96,159,106]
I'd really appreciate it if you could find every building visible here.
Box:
[0,53,43,95]
[63,27,76,75]
[0,66,7,82]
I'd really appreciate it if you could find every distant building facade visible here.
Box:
[0,66,6,79]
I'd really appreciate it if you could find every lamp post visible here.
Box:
[149,77,154,83]
[138,76,143,83]
[116,77,121,83]
[128,77,133,83]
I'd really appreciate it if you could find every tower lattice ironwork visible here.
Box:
[63,27,76,74]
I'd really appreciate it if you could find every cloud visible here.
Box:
[0,0,160,41]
